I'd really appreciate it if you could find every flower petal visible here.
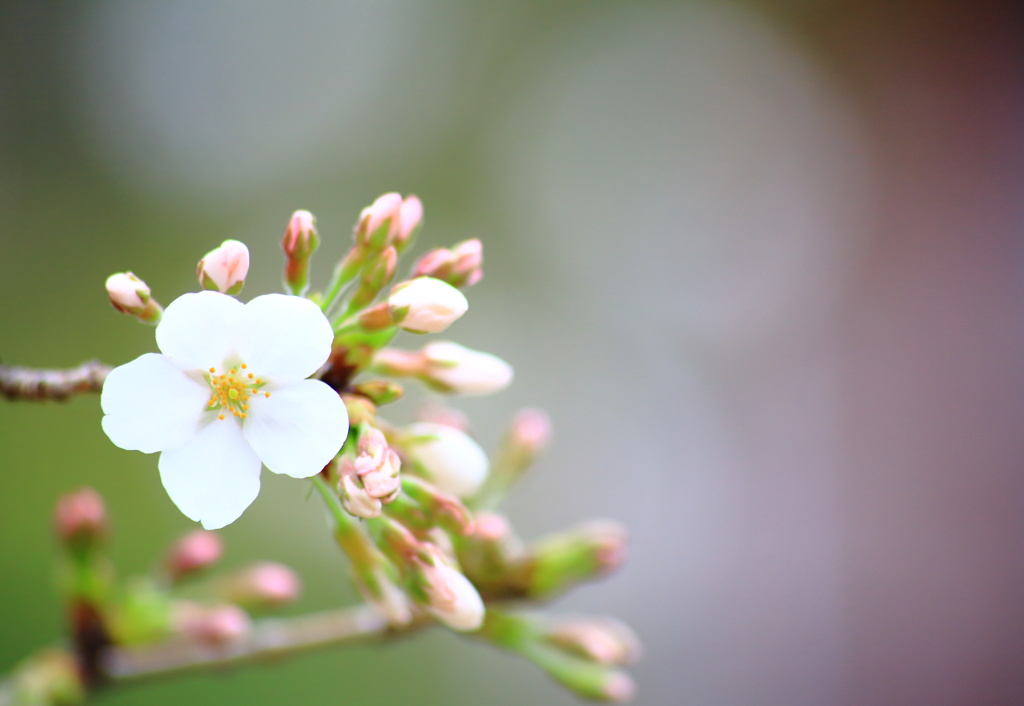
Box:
[233,294,333,380]
[242,379,348,479]
[156,291,244,370]
[101,353,209,453]
[158,419,262,530]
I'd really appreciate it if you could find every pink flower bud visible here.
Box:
[339,466,384,519]
[54,487,107,547]
[221,562,302,610]
[405,422,489,498]
[197,240,249,295]
[165,529,222,582]
[416,551,485,632]
[423,341,513,396]
[281,210,319,295]
[510,408,552,460]
[412,239,483,288]
[105,272,162,323]
[281,210,318,258]
[356,192,403,248]
[173,602,250,645]
[451,239,483,287]
[388,277,468,334]
[546,617,643,666]
[354,429,402,500]
[396,195,423,247]
[601,672,636,703]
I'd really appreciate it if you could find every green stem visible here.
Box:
[320,250,364,314]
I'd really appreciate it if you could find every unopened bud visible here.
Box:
[395,195,423,251]
[457,512,524,589]
[54,487,107,548]
[388,277,468,334]
[340,469,384,519]
[220,562,302,610]
[341,393,377,427]
[355,427,402,499]
[197,239,249,294]
[105,272,162,323]
[173,602,250,645]
[413,549,485,632]
[546,618,643,666]
[357,302,395,332]
[356,192,403,249]
[398,475,474,536]
[352,380,404,406]
[412,238,483,288]
[165,530,222,582]
[421,341,513,396]
[478,408,553,508]
[404,422,489,498]
[282,210,319,295]
[523,521,628,600]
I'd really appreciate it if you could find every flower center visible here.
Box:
[205,362,271,421]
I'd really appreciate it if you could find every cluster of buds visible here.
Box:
[51,488,303,660]
[83,191,637,702]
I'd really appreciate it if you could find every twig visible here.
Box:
[0,361,111,401]
[102,604,418,684]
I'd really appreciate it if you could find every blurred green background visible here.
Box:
[3,1,1024,704]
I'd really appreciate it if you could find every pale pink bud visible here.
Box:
[165,530,222,582]
[54,487,107,547]
[412,248,456,280]
[388,277,468,334]
[197,239,249,294]
[411,239,483,288]
[174,602,250,645]
[405,422,489,498]
[423,341,513,396]
[105,272,162,323]
[511,408,552,457]
[222,562,302,609]
[340,468,383,519]
[281,210,318,258]
[396,195,423,246]
[357,192,403,247]
[418,552,485,632]
[547,618,643,666]
[452,239,483,287]
[352,429,402,500]
[602,672,637,703]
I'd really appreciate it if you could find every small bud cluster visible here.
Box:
[84,192,638,701]
[52,489,303,656]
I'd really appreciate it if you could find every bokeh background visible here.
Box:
[2,1,1024,704]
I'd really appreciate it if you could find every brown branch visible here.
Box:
[0,360,111,401]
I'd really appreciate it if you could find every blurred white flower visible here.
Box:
[423,341,513,395]
[405,422,489,498]
[101,291,348,529]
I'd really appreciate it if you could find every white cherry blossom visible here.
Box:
[101,290,348,529]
